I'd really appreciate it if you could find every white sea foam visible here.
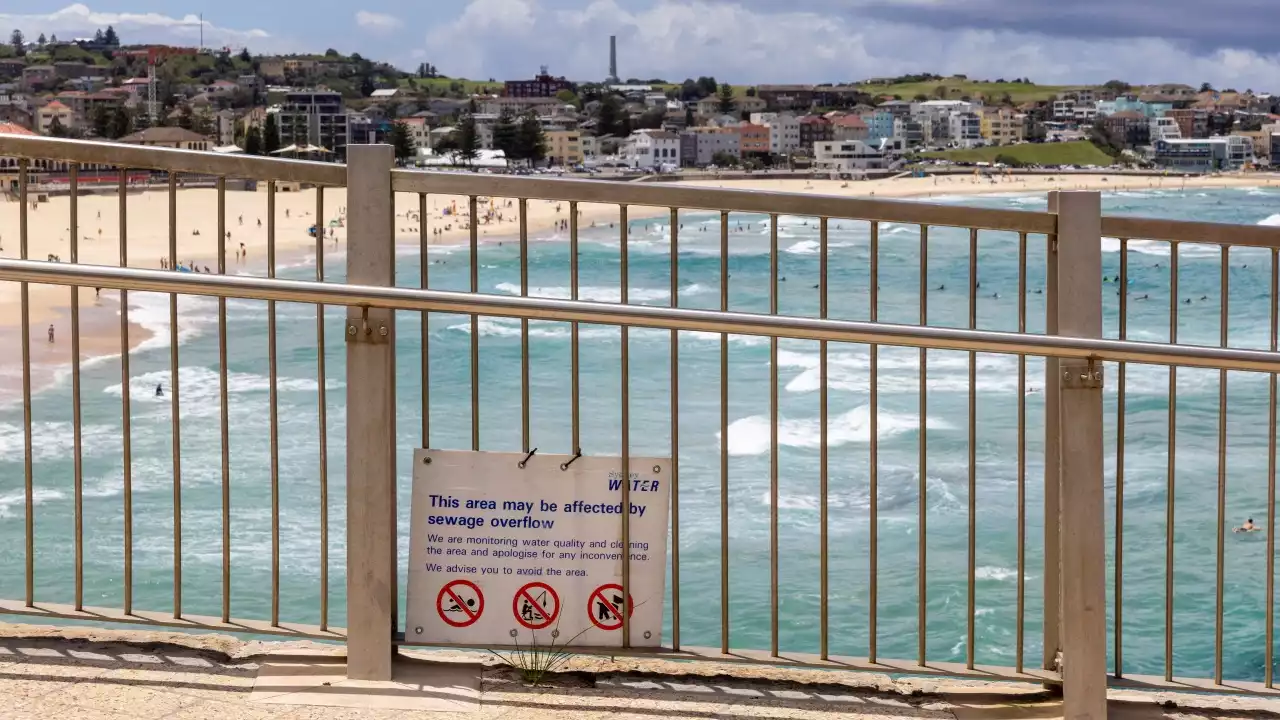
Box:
[0,488,65,519]
[975,566,1018,582]
[717,405,949,456]
[1259,214,1280,227]
[493,282,672,303]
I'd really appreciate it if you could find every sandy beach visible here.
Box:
[0,170,1275,397]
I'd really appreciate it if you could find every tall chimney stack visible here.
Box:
[609,35,618,82]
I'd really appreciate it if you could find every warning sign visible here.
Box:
[404,450,670,648]
[513,581,560,630]
[436,580,484,628]
[587,583,633,631]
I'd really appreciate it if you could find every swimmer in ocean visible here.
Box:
[1235,518,1260,533]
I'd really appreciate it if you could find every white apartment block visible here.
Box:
[814,140,888,174]
[1150,116,1182,143]
[623,129,680,168]
[750,112,801,155]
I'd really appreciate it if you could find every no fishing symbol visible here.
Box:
[436,579,484,628]
[587,583,634,631]
[513,581,560,630]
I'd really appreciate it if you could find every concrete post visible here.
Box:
[1043,194,1061,672]
[1050,191,1108,718]
[344,144,397,681]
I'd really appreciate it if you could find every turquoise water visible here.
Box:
[4,186,1280,680]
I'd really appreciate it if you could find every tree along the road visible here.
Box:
[492,109,519,164]
[389,120,417,163]
[515,111,547,166]
[262,113,281,154]
[456,114,480,166]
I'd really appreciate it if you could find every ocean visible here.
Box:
[3,185,1280,680]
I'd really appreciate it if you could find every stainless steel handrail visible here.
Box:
[0,135,346,186]
[390,169,1058,233]
[4,258,1280,374]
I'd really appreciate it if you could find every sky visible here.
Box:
[5,2,1280,91]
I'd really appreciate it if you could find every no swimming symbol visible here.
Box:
[437,579,484,628]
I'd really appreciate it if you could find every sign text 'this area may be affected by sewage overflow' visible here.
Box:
[405,450,671,647]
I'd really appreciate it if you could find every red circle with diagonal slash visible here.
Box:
[436,579,484,628]
[512,581,560,630]
[587,583,634,631]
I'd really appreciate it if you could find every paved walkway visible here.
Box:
[0,622,1274,719]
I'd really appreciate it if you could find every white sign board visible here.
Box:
[406,450,671,647]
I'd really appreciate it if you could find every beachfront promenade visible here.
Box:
[9,136,1280,718]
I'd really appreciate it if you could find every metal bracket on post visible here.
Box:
[346,307,389,345]
[1060,359,1103,390]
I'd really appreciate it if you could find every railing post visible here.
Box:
[1044,195,1061,673]
[345,144,397,681]
[1049,191,1107,718]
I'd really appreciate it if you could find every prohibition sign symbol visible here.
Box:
[513,581,560,629]
[587,583,633,631]
[437,579,484,628]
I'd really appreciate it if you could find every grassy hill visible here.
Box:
[858,78,1079,103]
[921,141,1116,167]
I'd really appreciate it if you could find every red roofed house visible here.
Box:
[831,114,868,141]
[36,100,74,135]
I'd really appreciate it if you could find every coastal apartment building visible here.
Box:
[1153,136,1253,172]
[276,90,349,158]
[831,114,868,142]
[1103,111,1150,147]
[479,96,563,117]
[36,100,73,134]
[504,69,574,98]
[814,140,888,175]
[1165,108,1209,139]
[798,115,832,147]
[980,109,1024,145]
[1149,116,1182,143]
[738,123,771,157]
[750,113,801,155]
[118,126,214,151]
[623,129,679,168]
[864,112,895,142]
[545,130,584,165]
[755,85,814,111]
[949,112,983,147]
[680,127,742,166]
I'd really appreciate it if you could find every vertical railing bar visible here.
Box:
[720,209,730,655]
[168,172,182,619]
[869,220,880,664]
[70,164,83,611]
[19,159,31,608]
[967,226,977,670]
[316,185,329,631]
[419,192,429,449]
[1115,237,1128,678]
[769,212,780,659]
[118,167,133,616]
[1015,231,1027,673]
[570,200,580,454]
[1166,240,1179,682]
[267,180,280,627]
[670,207,681,651]
[918,223,929,666]
[818,215,829,661]
[620,204,632,649]
[520,198,530,453]
[1215,244,1229,685]
[217,176,230,625]
[469,196,480,451]
[1269,246,1278,690]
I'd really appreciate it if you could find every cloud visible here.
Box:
[355,11,399,32]
[422,0,1280,90]
[0,3,273,49]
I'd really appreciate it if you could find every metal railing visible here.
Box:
[3,136,1280,716]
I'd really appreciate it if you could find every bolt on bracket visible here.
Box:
[1060,358,1103,389]
[345,306,389,345]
